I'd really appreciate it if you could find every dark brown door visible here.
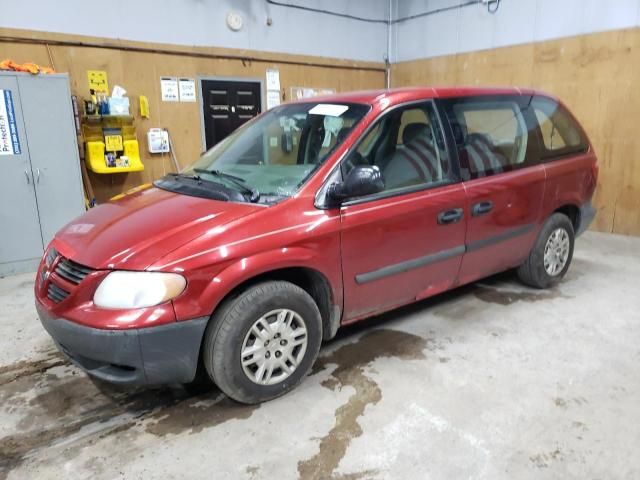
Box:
[201,79,262,149]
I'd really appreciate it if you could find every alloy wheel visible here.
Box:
[240,309,308,385]
[543,227,570,276]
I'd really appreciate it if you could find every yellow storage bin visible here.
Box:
[85,139,144,174]
[123,140,141,161]
[86,141,105,164]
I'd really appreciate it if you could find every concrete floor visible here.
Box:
[1,231,639,480]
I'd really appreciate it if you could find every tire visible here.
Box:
[517,213,575,289]
[202,281,323,404]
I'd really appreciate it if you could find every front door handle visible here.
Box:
[472,201,493,216]
[437,208,463,225]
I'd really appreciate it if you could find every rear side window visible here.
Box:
[442,96,536,181]
[532,96,588,159]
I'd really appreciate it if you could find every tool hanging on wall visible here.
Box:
[72,96,96,208]
[81,160,97,208]
[76,141,97,208]
[164,128,181,173]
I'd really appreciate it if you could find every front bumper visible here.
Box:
[37,303,208,385]
[577,201,597,236]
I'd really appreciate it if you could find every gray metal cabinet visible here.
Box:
[0,72,85,276]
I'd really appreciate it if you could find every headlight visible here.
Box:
[45,248,58,267]
[93,271,186,309]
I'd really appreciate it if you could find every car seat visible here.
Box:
[464,133,508,177]
[383,122,444,189]
[450,117,508,180]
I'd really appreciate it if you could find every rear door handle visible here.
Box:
[472,201,493,216]
[437,208,463,225]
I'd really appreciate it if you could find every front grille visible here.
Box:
[47,282,70,303]
[54,257,94,285]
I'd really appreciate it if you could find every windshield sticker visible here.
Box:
[308,104,349,117]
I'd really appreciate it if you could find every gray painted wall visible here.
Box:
[392,0,640,62]
[4,0,640,63]
[1,0,389,62]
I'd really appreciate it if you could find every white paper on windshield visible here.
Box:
[309,104,348,117]
[279,117,299,133]
[322,116,344,147]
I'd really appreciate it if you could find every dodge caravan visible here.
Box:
[35,87,598,404]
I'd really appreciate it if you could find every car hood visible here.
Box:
[53,186,263,270]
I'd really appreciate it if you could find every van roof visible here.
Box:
[297,86,554,106]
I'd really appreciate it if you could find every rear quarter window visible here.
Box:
[532,96,588,160]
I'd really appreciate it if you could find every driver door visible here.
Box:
[339,101,467,322]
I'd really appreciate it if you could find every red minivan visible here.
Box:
[35,87,597,403]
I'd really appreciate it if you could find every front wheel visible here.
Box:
[202,281,322,404]
[517,213,575,289]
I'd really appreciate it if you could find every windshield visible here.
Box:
[181,102,370,204]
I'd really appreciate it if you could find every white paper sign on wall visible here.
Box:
[266,68,280,91]
[160,77,179,102]
[178,78,197,102]
[0,90,21,155]
[266,90,281,110]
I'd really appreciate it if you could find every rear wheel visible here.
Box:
[517,213,575,289]
[203,281,322,404]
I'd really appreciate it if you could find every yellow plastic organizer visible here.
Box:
[82,115,144,174]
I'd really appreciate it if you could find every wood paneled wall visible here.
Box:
[0,28,385,202]
[392,28,640,236]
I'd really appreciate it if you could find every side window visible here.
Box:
[445,98,532,181]
[532,96,588,159]
[343,102,452,194]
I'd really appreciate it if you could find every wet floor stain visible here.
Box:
[297,329,427,480]
[1,379,183,478]
[0,353,257,480]
[0,404,121,477]
[0,351,65,388]
[144,395,257,437]
[473,285,570,306]
[1,330,430,479]
[424,269,574,314]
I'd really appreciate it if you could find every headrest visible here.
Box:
[403,123,429,145]
[467,132,493,146]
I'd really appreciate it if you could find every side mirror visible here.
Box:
[327,165,385,205]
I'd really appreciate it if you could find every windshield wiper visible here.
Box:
[195,169,245,183]
[193,168,260,202]
[168,172,201,181]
